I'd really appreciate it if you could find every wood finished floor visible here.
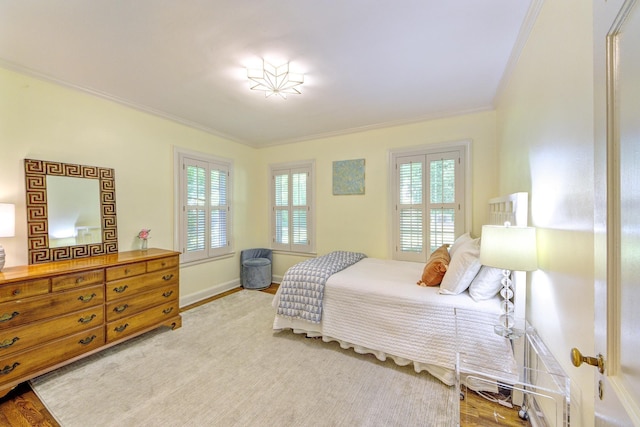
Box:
[0,284,529,426]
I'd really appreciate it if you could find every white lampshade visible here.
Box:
[0,204,15,238]
[480,224,538,272]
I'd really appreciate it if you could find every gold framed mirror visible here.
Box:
[24,159,118,264]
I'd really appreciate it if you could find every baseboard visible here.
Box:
[179,279,240,308]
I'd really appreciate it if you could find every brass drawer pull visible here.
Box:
[163,307,174,315]
[113,304,129,313]
[162,290,174,298]
[78,314,97,324]
[75,277,84,284]
[113,285,129,294]
[114,323,129,333]
[124,268,131,274]
[161,262,167,267]
[11,289,20,296]
[0,362,19,375]
[0,337,20,349]
[0,312,19,322]
[162,274,174,281]
[78,293,97,303]
[79,335,97,345]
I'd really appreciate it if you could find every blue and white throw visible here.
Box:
[276,251,367,323]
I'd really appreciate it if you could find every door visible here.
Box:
[592,0,640,425]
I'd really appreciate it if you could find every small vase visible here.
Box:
[141,239,148,250]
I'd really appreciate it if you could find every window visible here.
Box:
[176,149,232,263]
[391,143,467,262]
[270,161,314,253]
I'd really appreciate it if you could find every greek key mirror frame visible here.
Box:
[24,159,118,264]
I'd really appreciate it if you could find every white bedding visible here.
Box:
[273,258,518,386]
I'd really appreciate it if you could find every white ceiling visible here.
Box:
[0,1,536,148]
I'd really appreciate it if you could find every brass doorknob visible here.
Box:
[571,348,605,374]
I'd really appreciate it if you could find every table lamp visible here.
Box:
[0,203,16,272]
[480,222,537,338]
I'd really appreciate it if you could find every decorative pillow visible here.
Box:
[448,233,472,259]
[439,237,481,295]
[469,265,504,301]
[417,244,450,287]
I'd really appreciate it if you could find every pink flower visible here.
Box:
[138,229,151,240]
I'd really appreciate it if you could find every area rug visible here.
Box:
[31,290,457,426]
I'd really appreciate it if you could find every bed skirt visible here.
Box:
[273,315,458,386]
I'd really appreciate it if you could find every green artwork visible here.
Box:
[333,159,365,195]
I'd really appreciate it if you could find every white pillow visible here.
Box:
[469,265,504,301]
[448,233,472,259]
[439,237,481,295]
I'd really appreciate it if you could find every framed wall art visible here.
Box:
[332,158,365,195]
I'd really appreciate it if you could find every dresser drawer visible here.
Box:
[106,268,179,301]
[0,306,104,357]
[147,255,179,273]
[0,279,50,303]
[51,269,104,292]
[106,284,178,322]
[105,261,147,282]
[107,300,179,342]
[0,249,181,396]
[0,285,104,329]
[0,327,104,385]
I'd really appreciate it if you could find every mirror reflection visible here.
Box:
[46,175,102,248]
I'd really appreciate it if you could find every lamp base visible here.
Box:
[0,244,5,272]
[494,324,524,339]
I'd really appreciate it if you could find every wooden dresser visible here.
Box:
[0,248,181,396]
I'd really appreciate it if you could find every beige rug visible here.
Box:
[31,290,457,426]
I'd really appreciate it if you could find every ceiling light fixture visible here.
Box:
[247,60,304,99]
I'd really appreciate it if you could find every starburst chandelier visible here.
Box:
[247,60,304,99]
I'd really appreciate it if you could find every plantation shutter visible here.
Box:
[393,147,465,262]
[185,159,207,258]
[291,170,308,246]
[396,155,425,261]
[271,166,312,253]
[181,156,232,262]
[426,152,459,253]
[209,163,229,256]
[273,171,289,246]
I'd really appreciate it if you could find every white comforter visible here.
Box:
[272,258,518,386]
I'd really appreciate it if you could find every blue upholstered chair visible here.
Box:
[240,248,273,290]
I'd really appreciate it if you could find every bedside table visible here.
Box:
[455,309,570,427]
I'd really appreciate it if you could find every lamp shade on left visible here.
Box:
[0,204,15,238]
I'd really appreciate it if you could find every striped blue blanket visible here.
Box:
[276,251,367,323]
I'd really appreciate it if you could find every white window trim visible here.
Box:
[173,147,234,264]
[269,159,316,255]
[388,140,471,261]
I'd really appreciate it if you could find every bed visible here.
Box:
[272,193,529,387]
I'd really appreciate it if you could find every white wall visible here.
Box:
[495,0,595,424]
